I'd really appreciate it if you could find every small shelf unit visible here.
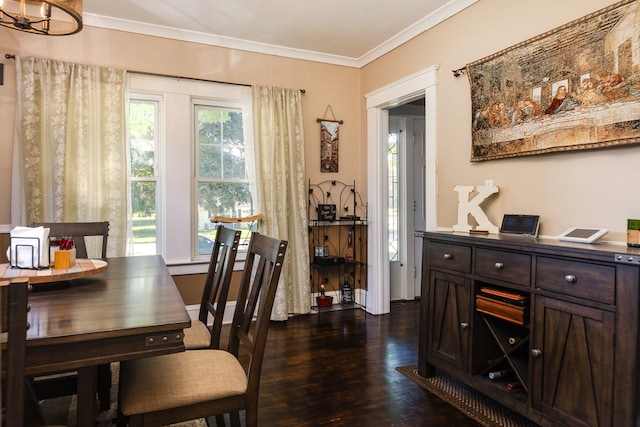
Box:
[308,180,367,312]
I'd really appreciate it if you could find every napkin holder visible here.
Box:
[8,226,50,269]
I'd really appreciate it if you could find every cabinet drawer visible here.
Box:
[536,257,615,304]
[475,248,531,286]
[429,242,471,273]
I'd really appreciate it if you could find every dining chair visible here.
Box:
[30,221,109,259]
[28,221,111,410]
[118,232,288,427]
[183,225,242,350]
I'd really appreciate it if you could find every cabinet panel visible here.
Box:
[475,248,531,286]
[428,241,471,273]
[533,296,614,427]
[426,270,471,373]
[536,257,615,304]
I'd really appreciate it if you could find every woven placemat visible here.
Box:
[396,365,539,427]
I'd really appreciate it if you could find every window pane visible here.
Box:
[223,142,245,180]
[131,181,157,255]
[199,144,221,178]
[130,101,157,177]
[196,106,244,180]
[196,182,253,254]
[129,98,159,256]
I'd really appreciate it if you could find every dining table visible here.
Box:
[20,255,191,426]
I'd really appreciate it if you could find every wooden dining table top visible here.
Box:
[25,255,191,375]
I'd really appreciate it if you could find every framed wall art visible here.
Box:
[467,0,640,161]
[317,105,343,172]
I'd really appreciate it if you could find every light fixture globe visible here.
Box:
[0,0,82,35]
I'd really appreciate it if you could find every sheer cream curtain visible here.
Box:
[251,86,310,319]
[12,57,127,257]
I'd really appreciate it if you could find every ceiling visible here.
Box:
[83,0,477,68]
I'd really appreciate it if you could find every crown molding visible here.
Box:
[84,0,477,69]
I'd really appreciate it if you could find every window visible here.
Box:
[128,97,161,256]
[126,74,252,267]
[388,130,399,262]
[194,103,253,254]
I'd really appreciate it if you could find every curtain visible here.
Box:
[13,57,127,257]
[251,86,310,319]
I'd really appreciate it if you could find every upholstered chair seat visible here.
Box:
[182,319,214,349]
[119,350,247,416]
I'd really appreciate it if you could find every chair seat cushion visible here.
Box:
[119,349,247,416]
[182,319,212,349]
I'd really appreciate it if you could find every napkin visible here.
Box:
[7,226,50,268]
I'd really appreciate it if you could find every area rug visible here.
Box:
[395,365,539,427]
[40,363,207,427]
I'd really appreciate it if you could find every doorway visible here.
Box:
[389,100,426,302]
[364,66,438,315]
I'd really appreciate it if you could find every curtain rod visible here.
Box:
[130,70,306,93]
[3,55,305,93]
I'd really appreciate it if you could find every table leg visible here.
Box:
[76,366,97,427]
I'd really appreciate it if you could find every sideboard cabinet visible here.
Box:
[417,231,640,427]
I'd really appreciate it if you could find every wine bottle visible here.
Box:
[488,369,511,380]
[507,381,522,391]
[508,336,521,345]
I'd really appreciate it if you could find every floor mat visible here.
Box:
[395,365,539,427]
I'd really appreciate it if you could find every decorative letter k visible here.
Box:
[452,185,499,233]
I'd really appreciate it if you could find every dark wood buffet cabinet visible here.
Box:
[417,231,640,427]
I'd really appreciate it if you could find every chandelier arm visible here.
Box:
[0,0,82,35]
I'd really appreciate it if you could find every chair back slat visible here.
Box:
[199,225,241,349]
[30,221,109,259]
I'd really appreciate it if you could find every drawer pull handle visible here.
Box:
[564,274,577,283]
[460,322,469,330]
[443,253,452,260]
[531,348,542,358]
[494,262,504,270]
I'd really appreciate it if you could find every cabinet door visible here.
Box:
[533,296,614,427]
[426,270,471,373]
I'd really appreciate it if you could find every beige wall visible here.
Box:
[1,0,636,245]
[362,0,635,243]
[0,26,364,226]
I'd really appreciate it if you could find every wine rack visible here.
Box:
[477,314,530,399]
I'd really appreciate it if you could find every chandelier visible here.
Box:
[0,0,82,35]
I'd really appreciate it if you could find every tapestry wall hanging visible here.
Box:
[317,105,343,172]
[468,0,640,161]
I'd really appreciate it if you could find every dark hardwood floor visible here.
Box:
[256,300,481,426]
[40,300,481,426]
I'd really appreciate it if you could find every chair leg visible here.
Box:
[24,380,46,427]
[215,414,226,426]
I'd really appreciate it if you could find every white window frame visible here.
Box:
[127,74,251,273]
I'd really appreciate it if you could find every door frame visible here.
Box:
[364,66,438,315]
